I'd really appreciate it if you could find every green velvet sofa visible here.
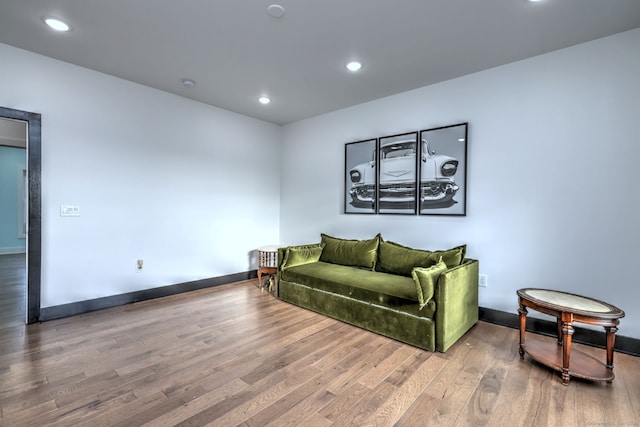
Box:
[277,234,479,352]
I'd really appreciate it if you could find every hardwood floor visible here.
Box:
[1,275,639,426]
[0,254,26,328]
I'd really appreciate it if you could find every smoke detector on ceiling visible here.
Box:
[181,79,196,88]
[267,5,285,18]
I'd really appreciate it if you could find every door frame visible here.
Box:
[0,106,41,323]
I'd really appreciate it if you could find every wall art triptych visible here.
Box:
[344,122,468,216]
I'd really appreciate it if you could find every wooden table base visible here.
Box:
[517,288,624,385]
[522,340,614,383]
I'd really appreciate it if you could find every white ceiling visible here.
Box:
[1,0,639,125]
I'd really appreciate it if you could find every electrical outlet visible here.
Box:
[136,259,144,272]
[479,274,488,288]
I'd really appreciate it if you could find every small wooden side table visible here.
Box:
[257,245,280,293]
[517,288,624,385]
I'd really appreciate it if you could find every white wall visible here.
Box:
[0,43,282,307]
[280,28,640,339]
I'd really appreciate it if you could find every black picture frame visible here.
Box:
[344,138,377,214]
[418,122,468,216]
[377,132,418,215]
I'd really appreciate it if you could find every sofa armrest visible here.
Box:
[277,247,288,271]
[433,258,479,352]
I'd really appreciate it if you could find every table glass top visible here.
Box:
[523,289,612,313]
[257,245,281,253]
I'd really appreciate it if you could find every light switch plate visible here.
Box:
[60,205,80,217]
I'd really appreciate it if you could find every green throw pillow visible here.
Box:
[411,259,447,309]
[319,233,380,270]
[281,244,324,270]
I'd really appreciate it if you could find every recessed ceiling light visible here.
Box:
[267,4,285,18]
[258,96,271,105]
[181,78,196,88]
[43,17,71,32]
[346,61,363,72]
[527,0,544,2]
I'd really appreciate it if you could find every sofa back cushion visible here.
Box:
[376,240,430,276]
[319,233,380,270]
[431,245,467,267]
[377,240,466,276]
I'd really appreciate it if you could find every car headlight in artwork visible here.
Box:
[440,160,458,177]
[350,170,362,182]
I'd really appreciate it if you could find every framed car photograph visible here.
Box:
[418,122,468,216]
[377,132,418,215]
[344,138,377,214]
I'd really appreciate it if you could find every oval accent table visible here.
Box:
[517,288,625,385]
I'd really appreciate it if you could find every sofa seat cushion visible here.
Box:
[279,280,436,351]
[280,261,436,318]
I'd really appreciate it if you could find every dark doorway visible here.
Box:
[0,107,41,324]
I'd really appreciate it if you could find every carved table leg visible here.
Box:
[557,316,563,345]
[605,325,618,382]
[518,304,528,359]
[561,317,574,385]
